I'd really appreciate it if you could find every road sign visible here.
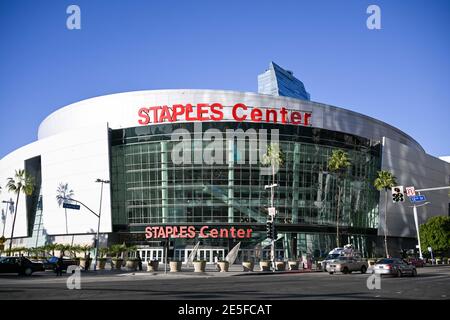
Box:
[409,195,426,203]
[63,202,81,210]
[268,207,276,216]
[405,186,416,197]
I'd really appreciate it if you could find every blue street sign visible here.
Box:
[63,202,80,210]
[409,195,426,203]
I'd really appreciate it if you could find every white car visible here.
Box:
[326,256,368,274]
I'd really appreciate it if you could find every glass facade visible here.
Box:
[258,62,311,100]
[111,122,381,257]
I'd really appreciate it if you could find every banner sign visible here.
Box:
[145,226,253,239]
[138,103,312,126]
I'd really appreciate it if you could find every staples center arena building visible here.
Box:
[1,62,449,262]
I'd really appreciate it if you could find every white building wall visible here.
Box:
[0,123,111,239]
[379,137,450,238]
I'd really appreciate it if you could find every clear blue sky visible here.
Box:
[1,0,449,158]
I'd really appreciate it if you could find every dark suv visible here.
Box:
[0,256,45,276]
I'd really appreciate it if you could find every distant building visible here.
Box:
[258,61,310,100]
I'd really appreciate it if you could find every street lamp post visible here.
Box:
[94,179,110,271]
[410,201,430,261]
[265,183,278,272]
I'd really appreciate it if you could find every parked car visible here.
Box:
[320,252,342,271]
[406,258,425,268]
[373,258,417,277]
[44,256,79,272]
[0,256,45,276]
[326,256,368,274]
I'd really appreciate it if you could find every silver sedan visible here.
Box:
[373,258,417,277]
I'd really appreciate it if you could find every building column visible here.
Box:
[291,143,300,223]
[161,141,168,223]
[228,139,234,223]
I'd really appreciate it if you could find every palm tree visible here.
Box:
[261,143,284,208]
[6,169,34,254]
[373,170,397,258]
[56,183,74,234]
[327,149,351,248]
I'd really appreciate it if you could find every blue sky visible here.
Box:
[0,0,449,158]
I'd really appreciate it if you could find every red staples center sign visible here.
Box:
[138,103,312,126]
[145,226,253,239]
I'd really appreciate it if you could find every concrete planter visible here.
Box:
[126,259,138,270]
[193,261,206,272]
[147,260,159,272]
[111,258,123,270]
[170,261,182,272]
[218,261,229,272]
[288,261,299,270]
[259,260,271,271]
[436,259,442,265]
[242,261,254,272]
[79,258,92,270]
[96,258,107,270]
[276,261,286,271]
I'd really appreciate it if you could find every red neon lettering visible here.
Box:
[185,104,197,121]
[199,226,209,238]
[280,107,288,124]
[232,103,247,121]
[159,106,172,123]
[290,111,302,124]
[138,108,150,125]
[265,109,277,123]
[210,103,224,121]
[197,103,210,121]
[304,112,312,126]
[145,226,152,239]
[250,108,262,122]
[157,227,166,238]
[171,104,185,122]
[187,226,196,238]
[148,106,161,123]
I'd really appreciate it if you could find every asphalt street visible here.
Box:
[0,266,449,300]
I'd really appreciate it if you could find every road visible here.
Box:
[0,266,449,300]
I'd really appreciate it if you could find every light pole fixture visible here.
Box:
[408,201,430,261]
[265,183,278,272]
[93,179,110,271]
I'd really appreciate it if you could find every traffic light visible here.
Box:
[391,186,405,203]
[273,225,278,239]
[266,221,273,239]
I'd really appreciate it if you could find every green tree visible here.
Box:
[327,149,351,248]
[373,170,397,257]
[6,169,34,254]
[419,216,450,255]
[56,182,74,235]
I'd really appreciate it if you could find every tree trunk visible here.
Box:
[8,192,20,254]
[384,190,389,257]
[336,184,341,248]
